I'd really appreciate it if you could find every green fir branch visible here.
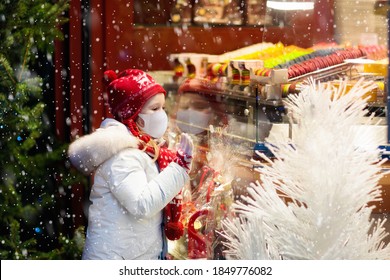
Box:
[0,54,16,84]
[0,0,86,260]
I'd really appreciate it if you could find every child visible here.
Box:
[68,69,193,259]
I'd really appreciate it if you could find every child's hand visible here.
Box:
[173,133,194,173]
[178,133,193,157]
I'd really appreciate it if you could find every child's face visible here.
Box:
[136,93,168,138]
[140,93,166,115]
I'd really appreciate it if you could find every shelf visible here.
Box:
[165,79,285,107]
[288,62,353,82]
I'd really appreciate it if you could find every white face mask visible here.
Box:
[138,110,168,139]
[176,109,212,135]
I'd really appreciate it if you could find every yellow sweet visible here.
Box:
[363,59,388,76]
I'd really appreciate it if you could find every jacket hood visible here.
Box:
[68,118,140,175]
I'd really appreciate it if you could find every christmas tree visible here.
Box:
[0,0,85,259]
[221,79,390,259]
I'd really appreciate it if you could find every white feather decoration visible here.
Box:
[221,78,390,260]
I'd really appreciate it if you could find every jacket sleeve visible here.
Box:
[104,149,189,218]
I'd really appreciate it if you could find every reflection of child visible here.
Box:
[68,69,193,260]
[175,92,212,135]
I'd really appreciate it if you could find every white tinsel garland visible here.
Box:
[221,78,390,260]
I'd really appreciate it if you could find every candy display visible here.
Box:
[169,42,273,79]
[165,38,390,259]
[173,43,388,106]
[167,125,245,260]
[254,47,367,79]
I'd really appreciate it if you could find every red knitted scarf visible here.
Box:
[123,119,184,241]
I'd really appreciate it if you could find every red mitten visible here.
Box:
[164,193,184,240]
[173,148,193,173]
[173,133,193,173]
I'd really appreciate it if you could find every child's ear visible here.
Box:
[136,116,145,128]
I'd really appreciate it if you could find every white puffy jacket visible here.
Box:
[68,118,189,259]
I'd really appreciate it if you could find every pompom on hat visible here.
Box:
[103,69,166,121]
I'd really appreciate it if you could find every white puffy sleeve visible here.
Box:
[103,149,188,218]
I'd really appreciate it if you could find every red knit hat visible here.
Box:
[103,69,166,120]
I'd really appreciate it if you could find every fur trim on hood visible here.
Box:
[68,118,140,175]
